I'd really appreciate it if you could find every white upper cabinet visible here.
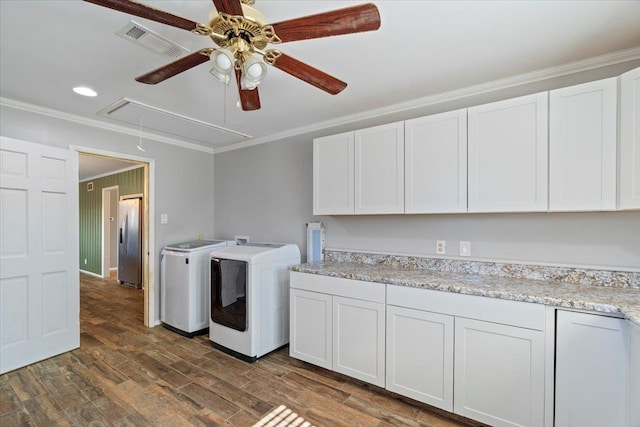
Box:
[619,66,640,210]
[405,110,467,213]
[313,132,354,215]
[549,78,617,211]
[467,93,549,212]
[354,122,405,214]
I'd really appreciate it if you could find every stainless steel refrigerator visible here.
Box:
[118,197,142,288]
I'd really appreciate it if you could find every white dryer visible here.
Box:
[209,243,300,362]
[160,239,232,336]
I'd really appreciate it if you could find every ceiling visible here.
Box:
[78,154,142,181]
[2,1,640,156]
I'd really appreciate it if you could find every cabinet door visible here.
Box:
[405,110,467,213]
[333,296,385,386]
[386,305,454,411]
[629,322,640,427]
[354,122,405,214]
[619,66,640,210]
[555,311,628,427]
[313,132,354,215]
[289,289,332,369]
[454,318,544,427]
[550,78,617,211]
[468,93,548,212]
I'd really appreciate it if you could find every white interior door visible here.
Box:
[0,136,79,374]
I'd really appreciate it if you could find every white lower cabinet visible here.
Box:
[290,273,635,427]
[333,296,385,386]
[386,305,454,410]
[629,324,640,427]
[555,310,628,427]
[454,318,545,427]
[386,285,546,427]
[289,288,332,369]
[289,272,386,387]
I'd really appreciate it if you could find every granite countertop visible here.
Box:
[291,261,640,328]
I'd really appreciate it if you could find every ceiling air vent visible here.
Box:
[116,21,189,59]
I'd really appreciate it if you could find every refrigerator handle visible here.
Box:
[119,227,123,244]
[122,215,128,255]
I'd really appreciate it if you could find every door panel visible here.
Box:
[289,288,332,369]
[1,188,27,257]
[386,305,454,410]
[555,311,627,427]
[0,136,79,374]
[333,296,385,386]
[454,317,544,427]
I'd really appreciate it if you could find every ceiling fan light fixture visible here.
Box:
[209,48,235,84]
[240,56,267,90]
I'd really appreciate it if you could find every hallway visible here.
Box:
[0,274,476,426]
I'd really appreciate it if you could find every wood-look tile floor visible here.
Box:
[0,273,484,427]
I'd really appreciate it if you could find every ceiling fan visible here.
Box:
[84,0,381,111]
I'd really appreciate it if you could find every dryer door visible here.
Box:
[211,258,248,331]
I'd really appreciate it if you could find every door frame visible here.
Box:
[72,145,156,328]
[101,185,119,278]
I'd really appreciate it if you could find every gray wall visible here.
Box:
[214,135,640,271]
[214,137,312,249]
[1,105,215,322]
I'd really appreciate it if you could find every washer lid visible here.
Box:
[165,240,226,251]
[210,243,300,263]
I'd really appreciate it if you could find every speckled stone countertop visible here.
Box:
[291,260,640,328]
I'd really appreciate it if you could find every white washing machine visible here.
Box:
[160,239,232,337]
[209,243,300,362]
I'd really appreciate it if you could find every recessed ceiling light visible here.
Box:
[73,86,97,97]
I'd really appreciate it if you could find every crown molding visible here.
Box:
[0,97,214,154]
[214,46,640,154]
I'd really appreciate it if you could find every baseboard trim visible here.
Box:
[79,269,103,278]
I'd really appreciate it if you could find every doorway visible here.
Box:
[75,146,155,327]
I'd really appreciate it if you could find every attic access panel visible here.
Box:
[98,98,251,147]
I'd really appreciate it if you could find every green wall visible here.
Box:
[79,167,144,275]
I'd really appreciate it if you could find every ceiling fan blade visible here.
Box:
[269,3,380,43]
[135,49,211,84]
[212,0,244,17]
[268,52,347,95]
[235,69,261,111]
[83,0,205,32]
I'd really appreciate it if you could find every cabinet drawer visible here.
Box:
[290,272,385,303]
[387,285,545,330]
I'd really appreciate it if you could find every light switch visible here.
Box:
[160,213,168,224]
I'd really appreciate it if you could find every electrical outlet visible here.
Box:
[436,240,446,254]
[84,258,87,265]
[235,235,250,244]
[460,241,471,257]
[160,213,168,224]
